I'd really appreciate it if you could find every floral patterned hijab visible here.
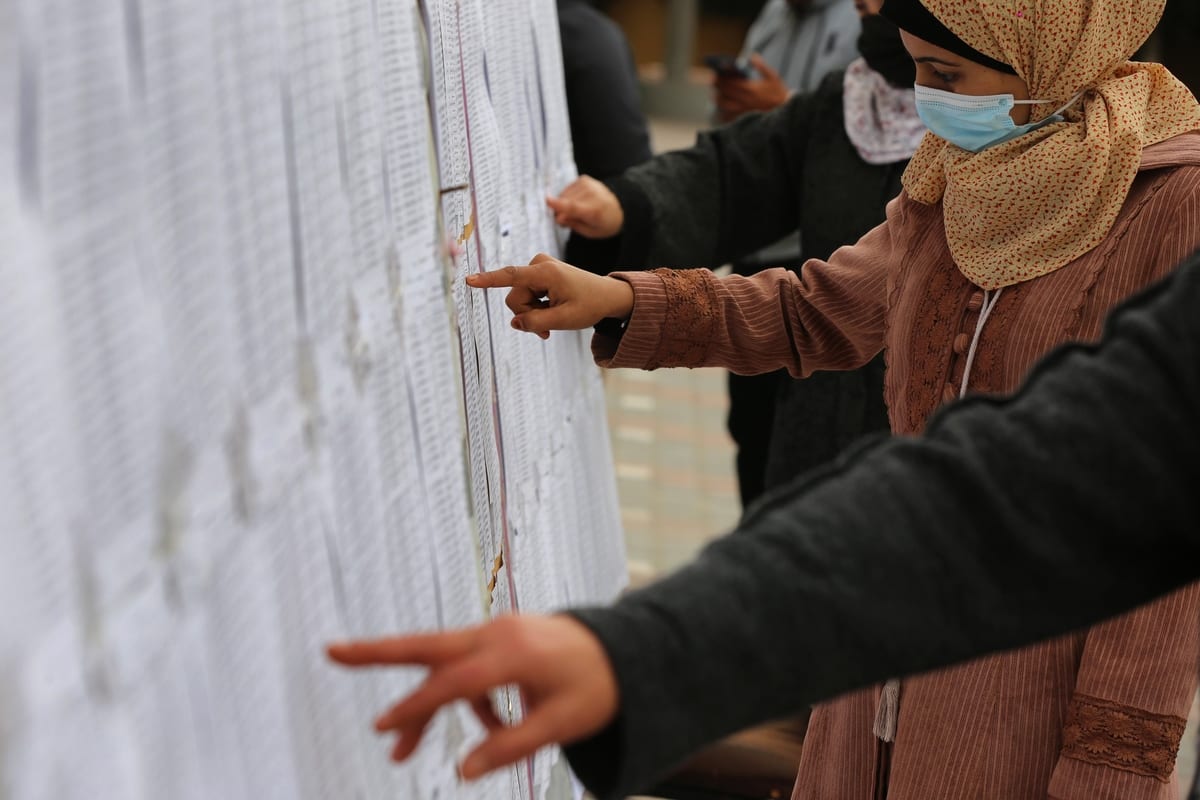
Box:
[897,0,1200,289]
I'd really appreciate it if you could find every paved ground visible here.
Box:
[605,117,743,581]
[606,366,741,576]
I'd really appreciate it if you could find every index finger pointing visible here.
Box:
[327,628,479,668]
[465,266,521,289]
[465,265,528,289]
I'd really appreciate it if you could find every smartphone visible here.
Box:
[704,54,755,80]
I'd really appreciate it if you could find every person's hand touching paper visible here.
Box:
[327,614,619,780]
[465,253,635,339]
[546,176,625,239]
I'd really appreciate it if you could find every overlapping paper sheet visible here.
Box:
[0,1,626,798]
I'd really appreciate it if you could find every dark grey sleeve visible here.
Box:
[558,4,652,179]
[563,256,1200,800]
[601,94,814,271]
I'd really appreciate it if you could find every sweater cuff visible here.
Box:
[562,606,699,800]
[604,175,655,267]
[591,271,670,367]
[1048,751,1181,799]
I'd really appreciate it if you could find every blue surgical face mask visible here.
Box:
[914,85,1081,153]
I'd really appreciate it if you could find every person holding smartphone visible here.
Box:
[713,0,861,123]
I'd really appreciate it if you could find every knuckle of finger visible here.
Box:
[488,615,523,641]
[457,659,502,690]
[504,619,542,655]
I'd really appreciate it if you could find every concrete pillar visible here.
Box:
[642,0,710,120]
[665,0,698,82]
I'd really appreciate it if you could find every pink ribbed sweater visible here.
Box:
[595,132,1200,799]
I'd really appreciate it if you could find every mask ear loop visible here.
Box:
[1013,91,1086,122]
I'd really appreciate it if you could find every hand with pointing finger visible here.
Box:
[465,253,634,339]
[545,176,625,239]
[327,614,619,781]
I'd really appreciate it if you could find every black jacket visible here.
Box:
[565,250,1200,800]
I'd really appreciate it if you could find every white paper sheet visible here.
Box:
[263,476,374,800]
[282,0,355,343]
[34,0,165,551]
[199,531,304,800]
[134,0,238,450]
[3,4,624,800]
[400,241,489,629]
[210,0,300,404]
[0,189,81,652]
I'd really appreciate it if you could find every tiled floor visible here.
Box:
[605,367,741,575]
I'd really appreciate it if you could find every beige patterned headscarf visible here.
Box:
[902,0,1200,289]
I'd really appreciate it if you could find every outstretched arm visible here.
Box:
[550,92,819,272]
[332,256,1200,799]
[469,207,895,376]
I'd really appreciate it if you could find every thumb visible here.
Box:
[512,305,578,335]
[546,176,593,217]
[546,195,592,226]
[545,195,576,216]
[467,265,528,289]
[749,53,779,82]
[558,177,595,200]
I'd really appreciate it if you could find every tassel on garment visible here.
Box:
[873,679,901,743]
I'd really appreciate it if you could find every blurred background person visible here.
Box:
[1160,0,1200,99]
[557,0,654,267]
[714,0,862,122]
[713,0,863,506]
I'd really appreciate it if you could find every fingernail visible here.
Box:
[512,318,525,331]
[465,275,480,286]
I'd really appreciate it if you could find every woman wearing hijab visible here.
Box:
[552,7,920,791]
[461,0,1200,796]
[552,0,922,507]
